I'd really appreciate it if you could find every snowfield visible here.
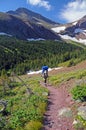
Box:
[59,34,86,45]
[51,26,66,33]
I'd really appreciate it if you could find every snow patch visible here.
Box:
[27,67,63,75]
[79,38,86,45]
[37,22,43,25]
[0,32,12,37]
[51,26,66,33]
[27,38,45,41]
[27,70,42,75]
[59,34,86,45]
[59,34,78,41]
[72,21,77,25]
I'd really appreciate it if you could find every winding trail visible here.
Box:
[40,61,86,130]
[41,80,75,130]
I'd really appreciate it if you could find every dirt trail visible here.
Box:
[41,80,75,130]
[40,61,86,130]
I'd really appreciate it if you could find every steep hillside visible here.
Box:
[0,9,60,40]
[7,7,59,28]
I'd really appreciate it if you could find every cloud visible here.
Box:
[27,0,51,10]
[60,0,86,23]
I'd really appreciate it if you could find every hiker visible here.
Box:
[42,66,48,83]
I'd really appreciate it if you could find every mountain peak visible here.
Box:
[7,7,59,27]
[0,8,60,40]
[16,7,29,11]
[15,7,35,15]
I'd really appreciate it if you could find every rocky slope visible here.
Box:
[0,8,60,40]
[0,7,86,43]
[51,15,86,45]
[7,8,59,28]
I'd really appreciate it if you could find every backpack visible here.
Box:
[42,66,48,79]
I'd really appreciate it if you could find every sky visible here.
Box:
[0,0,86,24]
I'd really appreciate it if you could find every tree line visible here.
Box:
[0,36,86,75]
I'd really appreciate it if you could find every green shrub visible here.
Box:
[0,72,48,130]
[25,121,42,130]
[74,115,86,130]
[76,70,86,79]
[58,59,76,67]
[77,115,86,128]
[71,84,86,101]
[9,81,20,89]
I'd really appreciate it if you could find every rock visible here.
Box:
[75,99,81,103]
[73,119,78,125]
[58,107,73,117]
[0,100,7,113]
[42,92,48,96]
[78,106,86,120]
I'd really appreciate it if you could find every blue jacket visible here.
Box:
[42,66,48,74]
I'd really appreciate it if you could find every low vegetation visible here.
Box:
[71,84,86,101]
[0,74,48,130]
[49,68,86,86]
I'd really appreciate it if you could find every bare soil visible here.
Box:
[49,60,86,76]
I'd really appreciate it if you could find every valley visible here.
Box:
[0,7,86,130]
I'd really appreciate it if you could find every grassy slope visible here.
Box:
[0,60,86,130]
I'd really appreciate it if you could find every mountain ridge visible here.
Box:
[51,15,86,45]
[7,7,59,27]
[0,8,60,40]
[0,7,86,44]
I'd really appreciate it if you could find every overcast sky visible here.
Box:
[0,0,86,23]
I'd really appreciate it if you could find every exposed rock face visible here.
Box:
[51,15,86,45]
[7,8,59,28]
[1,7,86,43]
[0,8,60,40]
[64,16,86,40]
